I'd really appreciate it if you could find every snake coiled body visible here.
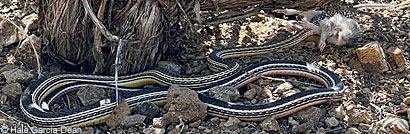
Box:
[20,14,345,128]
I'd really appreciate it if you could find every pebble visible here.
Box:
[334,105,345,119]
[298,122,313,133]
[325,117,339,127]
[164,85,207,124]
[358,123,371,130]
[189,120,202,128]
[2,68,34,83]
[143,128,165,134]
[327,62,337,71]
[345,127,360,134]
[0,20,18,47]
[260,116,280,132]
[132,102,161,120]
[76,86,107,106]
[407,108,410,121]
[210,117,219,124]
[209,86,240,102]
[403,97,410,105]
[292,107,326,123]
[244,88,257,100]
[251,99,257,104]
[121,114,146,128]
[288,117,299,125]
[153,117,170,128]
[347,109,373,125]
[0,94,7,105]
[291,124,300,133]
[204,128,212,133]
[1,83,22,103]
[282,89,300,98]
[106,99,131,128]
[371,117,409,134]
[80,127,95,134]
[247,83,264,96]
[0,64,18,72]
[334,68,344,75]
[224,117,241,130]
[258,79,271,86]
[276,82,293,93]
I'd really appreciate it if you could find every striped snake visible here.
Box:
[20,14,344,128]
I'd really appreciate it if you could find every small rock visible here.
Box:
[327,62,337,71]
[224,117,241,130]
[120,114,146,128]
[106,99,131,128]
[251,99,257,104]
[288,117,299,125]
[204,128,212,133]
[2,68,34,83]
[0,64,18,72]
[0,19,18,46]
[276,82,293,93]
[325,117,339,127]
[407,108,410,121]
[76,86,107,106]
[164,85,207,124]
[371,117,409,134]
[0,75,4,85]
[345,127,360,134]
[153,117,171,128]
[359,123,371,130]
[356,42,389,73]
[334,68,344,75]
[292,107,326,123]
[260,116,280,132]
[282,89,300,98]
[335,105,345,119]
[143,128,165,134]
[1,83,22,103]
[247,83,264,96]
[298,122,313,133]
[131,102,160,120]
[0,94,7,105]
[80,127,95,134]
[291,124,300,133]
[258,79,271,86]
[347,109,372,125]
[316,127,326,134]
[403,97,410,105]
[190,120,202,128]
[244,88,256,100]
[210,117,219,124]
[386,47,408,68]
[209,86,240,102]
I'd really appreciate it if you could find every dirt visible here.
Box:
[0,0,410,134]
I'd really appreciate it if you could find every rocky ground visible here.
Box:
[0,0,410,134]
